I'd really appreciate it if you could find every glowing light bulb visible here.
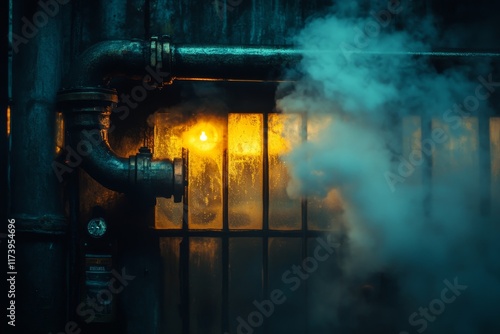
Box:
[200,131,208,142]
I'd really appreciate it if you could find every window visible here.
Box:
[152,110,500,333]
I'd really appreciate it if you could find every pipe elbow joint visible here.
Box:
[57,88,185,202]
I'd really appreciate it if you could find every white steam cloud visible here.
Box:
[277,1,500,333]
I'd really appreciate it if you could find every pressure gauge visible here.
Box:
[87,218,107,238]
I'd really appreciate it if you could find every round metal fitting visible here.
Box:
[57,87,118,104]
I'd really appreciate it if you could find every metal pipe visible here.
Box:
[169,45,500,82]
[169,44,302,82]
[1,0,8,223]
[58,88,184,201]
[67,37,500,88]
[62,37,500,201]
[67,40,149,88]
[11,0,66,332]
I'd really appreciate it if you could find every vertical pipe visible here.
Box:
[68,169,80,320]
[98,0,127,40]
[1,0,9,222]
[10,1,66,332]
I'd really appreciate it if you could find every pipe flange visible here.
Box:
[57,87,118,107]
[150,36,172,86]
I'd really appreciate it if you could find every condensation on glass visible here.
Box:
[153,112,185,229]
[154,111,346,231]
[185,117,225,229]
[268,113,302,230]
[228,113,263,229]
[153,111,224,229]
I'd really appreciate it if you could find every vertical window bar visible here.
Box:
[223,115,229,230]
[222,115,230,333]
[262,112,270,334]
[183,148,189,230]
[222,234,229,333]
[180,237,190,334]
[301,112,309,333]
[301,112,309,232]
[479,114,492,216]
[263,112,270,230]
[181,148,190,334]
[421,114,433,217]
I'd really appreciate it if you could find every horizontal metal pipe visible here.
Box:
[169,44,302,82]
[168,45,500,82]
[66,37,500,88]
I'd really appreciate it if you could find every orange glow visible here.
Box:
[228,114,262,156]
[200,131,208,141]
[184,122,220,153]
[187,119,224,229]
[228,114,263,229]
[268,113,302,156]
[55,112,65,155]
[7,106,10,135]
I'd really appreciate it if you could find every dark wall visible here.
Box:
[65,1,500,333]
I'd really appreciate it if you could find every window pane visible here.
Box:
[305,115,345,231]
[432,118,480,214]
[189,238,222,334]
[153,112,184,229]
[268,238,305,334]
[268,113,302,230]
[160,237,182,333]
[228,238,263,333]
[228,113,263,229]
[306,236,342,333]
[185,118,224,229]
